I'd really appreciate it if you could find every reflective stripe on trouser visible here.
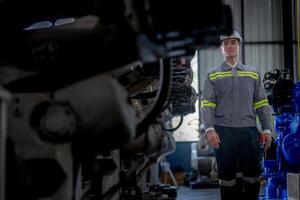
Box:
[230,173,260,183]
[214,126,262,200]
[243,176,260,183]
[219,175,260,200]
[219,178,236,187]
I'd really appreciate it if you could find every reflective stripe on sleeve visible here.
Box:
[201,100,216,108]
[254,99,269,109]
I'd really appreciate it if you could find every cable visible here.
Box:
[163,115,183,132]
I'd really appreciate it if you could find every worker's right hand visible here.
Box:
[206,130,220,149]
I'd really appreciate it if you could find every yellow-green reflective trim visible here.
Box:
[237,71,259,77]
[202,100,215,104]
[209,71,232,78]
[237,74,259,80]
[209,71,259,80]
[201,100,216,108]
[201,102,216,107]
[237,73,258,79]
[201,100,216,106]
[255,103,269,109]
[254,99,268,106]
[201,104,216,108]
[237,71,259,80]
[210,74,233,80]
[254,99,269,109]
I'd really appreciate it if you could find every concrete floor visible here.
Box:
[177,186,221,200]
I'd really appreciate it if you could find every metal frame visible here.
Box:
[282,0,295,76]
[0,88,10,200]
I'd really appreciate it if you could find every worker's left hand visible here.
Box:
[260,132,272,151]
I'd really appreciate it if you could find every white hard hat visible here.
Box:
[220,30,243,43]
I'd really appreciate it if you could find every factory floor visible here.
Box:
[177,186,221,200]
[176,183,266,199]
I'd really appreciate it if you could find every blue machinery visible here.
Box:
[260,70,300,199]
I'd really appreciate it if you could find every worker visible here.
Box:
[200,30,272,200]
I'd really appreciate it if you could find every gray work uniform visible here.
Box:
[201,62,272,131]
[200,62,272,200]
